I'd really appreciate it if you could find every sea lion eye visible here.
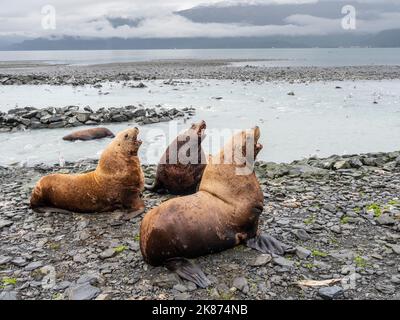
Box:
[125,134,129,139]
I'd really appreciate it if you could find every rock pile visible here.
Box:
[0,105,195,132]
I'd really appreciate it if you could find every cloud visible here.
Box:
[0,0,400,39]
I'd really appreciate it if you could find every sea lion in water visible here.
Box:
[62,127,115,142]
[30,127,144,214]
[147,120,207,195]
[140,127,292,288]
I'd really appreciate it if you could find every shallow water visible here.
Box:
[0,79,399,166]
[1,48,400,66]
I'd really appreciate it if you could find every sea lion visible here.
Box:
[30,127,144,214]
[140,127,291,288]
[147,120,207,195]
[62,127,115,142]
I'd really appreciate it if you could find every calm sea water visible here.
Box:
[1,79,399,166]
[1,48,400,66]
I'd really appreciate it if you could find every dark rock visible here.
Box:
[318,286,344,300]
[67,283,101,300]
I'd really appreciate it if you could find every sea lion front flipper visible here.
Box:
[246,234,294,256]
[165,258,211,289]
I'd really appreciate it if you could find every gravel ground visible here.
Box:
[1,60,400,85]
[1,151,399,300]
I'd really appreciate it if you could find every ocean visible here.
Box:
[1,48,400,66]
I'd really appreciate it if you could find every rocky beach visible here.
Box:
[2,60,400,85]
[0,59,399,300]
[0,151,399,300]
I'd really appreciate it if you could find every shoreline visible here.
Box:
[1,61,400,85]
[1,150,399,300]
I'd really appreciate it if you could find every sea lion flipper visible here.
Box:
[165,258,211,289]
[246,234,294,256]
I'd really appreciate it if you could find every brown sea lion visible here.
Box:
[62,127,115,142]
[30,127,144,214]
[147,120,207,195]
[140,127,292,288]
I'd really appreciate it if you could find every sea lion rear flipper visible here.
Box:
[165,258,211,289]
[246,234,294,256]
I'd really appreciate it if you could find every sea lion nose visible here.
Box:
[253,126,260,139]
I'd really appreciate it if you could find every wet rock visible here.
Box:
[152,274,180,289]
[291,229,311,241]
[390,275,400,284]
[376,215,395,225]
[0,219,13,229]
[173,284,188,292]
[77,273,102,286]
[11,257,28,267]
[334,160,351,170]
[375,283,395,295]
[67,283,101,300]
[99,248,116,260]
[25,261,43,271]
[0,255,12,265]
[273,257,294,268]
[232,277,249,294]
[318,286,344,300]
[0,291,17,300]
[250,254,272,266]
[296,247,311,259]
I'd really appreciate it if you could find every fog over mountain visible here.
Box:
[2,0,400,50]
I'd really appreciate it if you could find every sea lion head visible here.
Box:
[114,127,142,157]
[221,126,263,167]
[241,126,263,160]
[189,120,207,142]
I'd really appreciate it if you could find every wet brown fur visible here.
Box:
[30,127,144,213]
[140,127,264,266]
[151,120,207,195]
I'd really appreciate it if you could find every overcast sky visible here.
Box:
[1,0,400,39]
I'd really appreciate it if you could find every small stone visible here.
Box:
[77,273,101,285]
[152,274,180,289]
[333,160,351,170]
[292,229,311,241]
[390,275,400,284]
[375,283,395,295]
[0,255,12,265]
[25,261,43,271]
[0,219,13,229]
[0,291,17,300]
[174,292,191,300]
[173,284,188,292]
[387,244,400,255]
[296,246,311,259]
[250,254,272,266]
[323,204,336,213]
[330,225,342,234]
[54,281,72,291]
[11,257,27,267]
[99,248,116,260]
[67,283,101,300]
[232,277,249,293]
[376,215,395,225]
[273,257,294,268]
[73,254,87,264]
[318,286,344,300]
[95,293,112,300]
